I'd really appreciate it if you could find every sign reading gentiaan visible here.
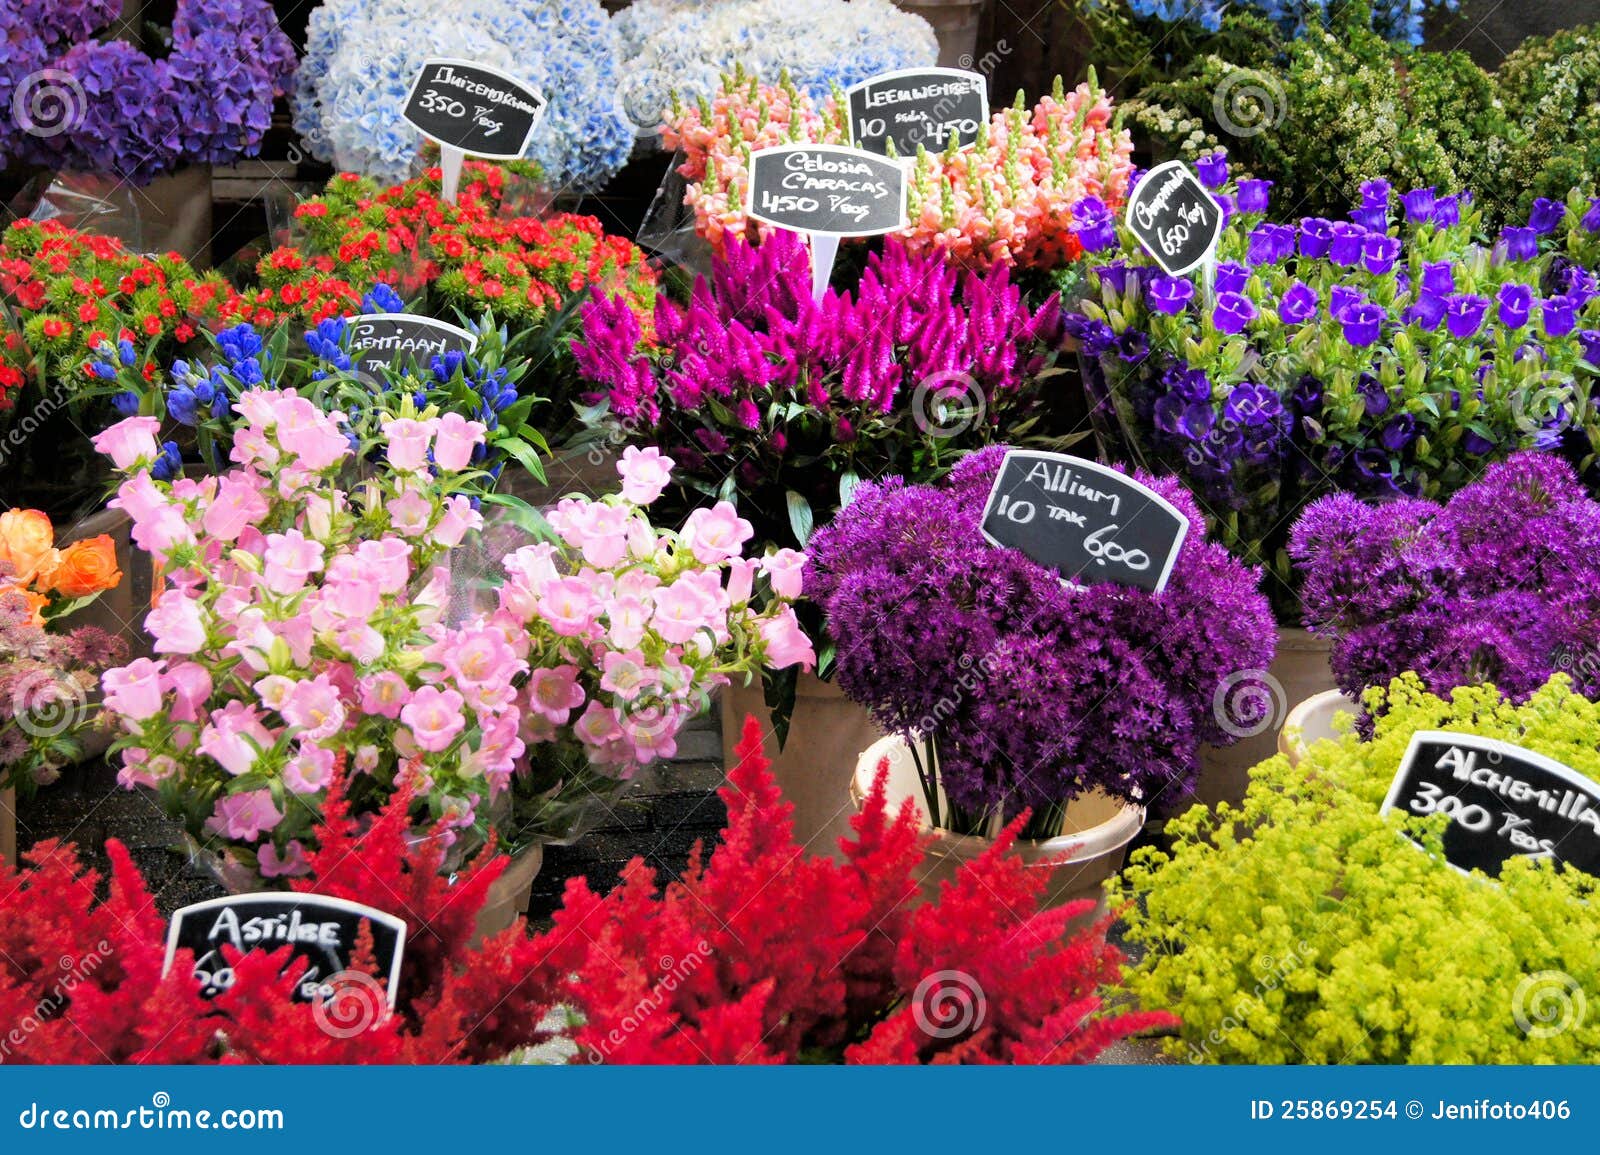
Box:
[403,59,546,159]
[164,894,406,1004]
[348,314,477,383]
[847,68,988,157]
[746,144,908,238]
[1380,732,1600,878]
[980,450,1189,593]
[1124,160,1224,278]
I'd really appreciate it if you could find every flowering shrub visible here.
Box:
[614,0,935,131]
[1118,675,1600,1063]
[806,447,1275,833]
[95,399,810,880]
[1070,169,1600,612]
[574,232,1071,552]
[1292,453,1600,708]
[294,0,633,188]
[0,0,295,182]
[661,72,1134,270]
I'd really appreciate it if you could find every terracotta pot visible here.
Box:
[1,787,14,865]
[471,844,545,941]
[1280,689,1359,766]
[721,673,885,859]
[1193,627,1338,807]
[851,734,1145,922]
[894,0,984,68]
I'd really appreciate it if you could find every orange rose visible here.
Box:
[45,535,123,598]
[12,588,48,626]
[0,509,59,587]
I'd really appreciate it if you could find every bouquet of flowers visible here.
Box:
[0,0,295,183]
[294,0,632,189]
[573,232,1073,553]
[95,395,811,881]
[1070,164,1600,612]
[805,447,1276,835]
[1292,452,1600,708]
[0,508,127,792]
[613,0,936,135]
[660,72,1135,271]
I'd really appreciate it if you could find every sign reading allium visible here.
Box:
[403,59,547,159]
[348,314,478,384]
[980,450,1189,593]
[847,68,988,157]
[1380,732,1600,878]
[1124,160,1224,278]
[746,144,909,238]
[164,894,406,1004]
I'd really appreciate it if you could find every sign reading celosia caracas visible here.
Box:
[1124,160,1224,278]
[747,145,909,238]
[846,68,988,157]
[164,894,406,1005]
[980,450,1189,593]
[348,314,478,384]
[1380,732,1600,878]
[403,59,547,159]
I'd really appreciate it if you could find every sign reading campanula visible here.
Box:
[746,144,909,238]
[403,59,547,159]
[980,450,1189,594]
[1124,160,1224,278]
[846,67,988,157]
[1380,732,1600,878]
[164,894,406,1005]
[348,314,478,383]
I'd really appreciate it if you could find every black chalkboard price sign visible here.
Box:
[348,313,478,384]
[847,67,988,157]
[980,450,1189,593]
[746,144,909,238]
[1124,160,1224,278]
[1380,732,1600,879]
[403,59,547,160]
[163,894,406,1004]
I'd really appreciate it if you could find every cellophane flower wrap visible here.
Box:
[1070,160,1600,613]
[613,0,935,134]
[660,72,1134,270]
[94,397,812,881]
[294,0,632,188]
[805,447,1275,834]
[1292,452,1600,708]
[0,0,295,182]
[573,232,1073,553]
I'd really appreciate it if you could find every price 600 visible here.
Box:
[417,89,467,119]
[1406,780,1492,831]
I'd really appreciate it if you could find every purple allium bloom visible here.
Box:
[1292,453,1600,706]
[1072,196,1118,252]
[1500,226,1538,262]
[1211,291,1257,336]
[1401,186,1436,224]
[1278,281,1318,325]
[1360,234,1401,275]
[1444,293,1490,338]
[1146,274,1195,315]
[1299,217,1333,258]
[1235,179,1273,214]
[1329,222,1365,268]
[1542,295,1577,338]
[1584,197,1600,234]
[1341,303,1386,348]
[1496,282,1534,330]
[1528,197,1566,235]
[1195,150,1228,190]
[1214,262,1250,295]
[808,447,1275,813]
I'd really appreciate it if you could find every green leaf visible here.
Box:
[480,492,556,540]
[786,490,815,546]
[838,471,861,509]
[494,435,546,483]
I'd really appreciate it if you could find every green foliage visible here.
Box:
[1117,675,1600,1063]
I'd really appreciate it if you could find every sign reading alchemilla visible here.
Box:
[980,450,1189,593]
[348,314,478,383]
[403,59,546,159]
[1124,160,1224,278]
[1380,731,1600,878]
[164,894,406,1004]
[746,144,908,237]
[847,68,988,157]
